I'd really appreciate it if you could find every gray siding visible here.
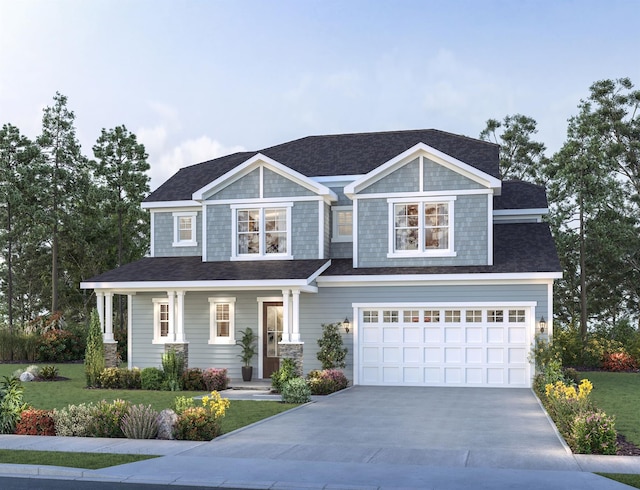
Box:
[264,169,315,198]
[357,194,488,267]
[206,205,232,261]
[207,169,260,200]
[153,212,202,257]
[423,158,484,191]
[329,186,353,206]
[292,201,319,259]
[324,202,331,259]
[362,158,419,194]
[129,283,549,382]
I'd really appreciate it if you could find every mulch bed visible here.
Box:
[616,434,640,456]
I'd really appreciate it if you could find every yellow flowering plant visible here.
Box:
[174,391,231,441]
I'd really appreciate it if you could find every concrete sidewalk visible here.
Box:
[0,386,639,489]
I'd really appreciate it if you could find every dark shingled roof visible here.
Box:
[84,258,330,283]
[495,181,548,210]
[145,129,499,202]
[323,223,561,276]
[84,223,560,285]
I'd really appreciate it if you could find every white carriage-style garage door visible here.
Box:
[356,304,535,388]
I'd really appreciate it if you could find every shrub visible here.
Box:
[271,358,297,393]
[53,403,95,437]
[89,399,131,438]
[182,368,205,391]
[602,351,638,372]
[85,309,105,388]
[172,396,195,415]
[161,349,185,391]
[39,365,59,381]
[533,359,565,394]
[0,376,28,434]
[317,322,347,369]
[141,367,165,390]
[174,391,230,441]
[98,367,122,389]
[307,369,349,395]
[0,331,39,362]
[543,379,594,445]
[15,409,56,436]
[36,329,84,362]
[202,368,229,391]
[572,410,617,455]
[281,377,311,404]
[121,368,142,389]
[121,404,159,439]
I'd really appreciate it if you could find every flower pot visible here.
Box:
[241,366,253,382]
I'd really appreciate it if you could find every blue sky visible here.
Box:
[1,0,639,191]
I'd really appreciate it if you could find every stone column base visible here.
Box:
[165,343,189,368]
[279,342,304,377]
[104,341,119,368]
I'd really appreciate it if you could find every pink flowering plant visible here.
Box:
[306,369,349,395]
[572,410,617,455]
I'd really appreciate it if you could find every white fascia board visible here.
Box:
[141,200,200,209]
[80,279,319,292]
[352,301,538,308]
[344,143,501,198]
[192,153,338,202]
[493,208,549,216]
[316,272,562,287]
[312,175,363,185]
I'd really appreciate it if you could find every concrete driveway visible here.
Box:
[181,385,578,471]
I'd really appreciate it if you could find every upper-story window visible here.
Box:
[172,212,197,247]
[332,206,353,242]
[388,198,456,258]
[231,203,293,260]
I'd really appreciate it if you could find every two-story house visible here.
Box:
[81,129,562,388]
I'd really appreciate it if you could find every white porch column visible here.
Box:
[104,292,114,342]
[291,290,301,342]
[167,291,176,342]
[281,289,291,343]
[96,292,105,332]
[175,290,186,343]
[127,294,133,369]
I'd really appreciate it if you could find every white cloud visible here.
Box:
[148,136,246,192]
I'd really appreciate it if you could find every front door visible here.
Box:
[262,302,283,378]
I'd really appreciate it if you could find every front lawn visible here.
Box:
[0,363,296,436]
[0,449,158,469]
[580,371,640,446]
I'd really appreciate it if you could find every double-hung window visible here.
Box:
[208,298,236,344]
[172,212,197,247]
[232,203,292,259]
[152,298,170,343]
[388,198,455,257]
[332,206,353,242]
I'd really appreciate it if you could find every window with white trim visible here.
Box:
[232,204,292,259]
[332,206,353,242]
[423,310,440,323]
[487,310,504,322]
[362,310,379,323]
[508,309,526,322]
[466,310,483,323]
[208,297,236,344]
[388,198,455,257]
[172,212,197,247]
[152,298,170,343]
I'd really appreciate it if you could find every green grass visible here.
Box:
[580,371,640,446]
[0,449,158,469]
[0,362,296,436]
[598,473,640,488]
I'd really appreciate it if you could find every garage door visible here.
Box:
[357,306,533,387]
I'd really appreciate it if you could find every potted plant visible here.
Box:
[236,328,258,381]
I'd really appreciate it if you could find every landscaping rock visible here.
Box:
[157,409,177,440]
[19,372,35,382]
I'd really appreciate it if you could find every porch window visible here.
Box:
[232,204,292,259]
[152,298,170,343]
[172,212,197,247]
[208,297,236,344]
[388,198,456,257]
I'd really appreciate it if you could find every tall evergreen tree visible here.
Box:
[36,92,88,314]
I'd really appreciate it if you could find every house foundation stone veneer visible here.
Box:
[279,342,303,377]
[165,343,189,368]
[104,341,118,368]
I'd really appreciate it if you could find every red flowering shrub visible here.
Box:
[602,351,638,372]
[15,409,56,436]
[36,329,84,362]
[182,368,205,391]
[306,369,349,395]
[202,368,229,391]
